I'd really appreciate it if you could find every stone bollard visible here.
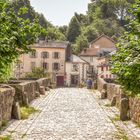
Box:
[111,95,116,106]
[23,92,29,106]
[0,105,2,127]
[120,98,129,121]
[35,91,40,98]
[45,87,50,91]
[39,86,45,95]
[12,102,21,120]
[101,89,107,99]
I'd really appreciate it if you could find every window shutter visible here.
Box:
[47,52,49,58]
[52,63,54,70]
[58,63,60,70]
[58,52,60,58]
[35,51,37,58]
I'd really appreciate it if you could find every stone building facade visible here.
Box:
[66,55,89,87]
[14,41,71,86]
[80,34,116,79]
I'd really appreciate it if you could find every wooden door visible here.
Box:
[57,76,64,87]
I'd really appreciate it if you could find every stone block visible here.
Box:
[35,91,40,98]
[120,98,129,121]
[111,95,116,106]
[45,87,50,91]
[23,92,29,106]
[12,102,21,120]
[39,86,45,95]
[101,89,107,99]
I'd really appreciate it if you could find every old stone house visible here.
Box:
[80,34,116,79]
[66,55,89,87]
[15,40,71,87]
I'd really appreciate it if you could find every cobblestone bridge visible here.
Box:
[1,88,140,140]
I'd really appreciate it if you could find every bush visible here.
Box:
[25,67,50,79]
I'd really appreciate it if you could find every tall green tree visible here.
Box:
[75,35,88,54]
[67,16,81,43]
[0,0,44,82]
[111,0,140,96]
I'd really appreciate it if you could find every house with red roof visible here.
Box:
[80,34,116,79]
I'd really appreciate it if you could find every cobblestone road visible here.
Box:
[2,88,121,140]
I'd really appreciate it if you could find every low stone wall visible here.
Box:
[36,78,51,88]
[0,78,51,129]
[97,78,140,125]
[9,81,36,106]
[129,98,140,125]
[9,78,51,106]
[97,78,107,92]
[0,87,15,127]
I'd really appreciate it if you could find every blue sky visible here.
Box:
[30,0,90,26]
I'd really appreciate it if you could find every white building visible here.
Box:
[80,34,116,79]
[66,55,89,87]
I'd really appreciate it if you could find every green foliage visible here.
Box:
[67,16,81,42]
[0,0,44,82]
[82,25,99,42]
[0,135,11,140]
[20,106,38,119]
[25,67,50,78]
[58,25,68,37]
[67,0,134,54]
[47,27,66,41]
[111,1,140,96]
[74,35,88,54]
[11,0,65,41]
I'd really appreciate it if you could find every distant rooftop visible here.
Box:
[70,54,88,63]
[30,40,70,49]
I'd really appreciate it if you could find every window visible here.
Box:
[30,51,37,58]
[53,63,60,71]
[106,66,109,71]
[53,52,60,59]
[31,62,36,70]
[72,64,79,72]
[101,66,104,71]
[90,57,93,62]
[41,52,49,58]
[42,62,48,70]
[101,75,104,78]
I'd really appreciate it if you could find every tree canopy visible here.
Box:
[111,0,140,96]
[66,0,135,54]
[0,0,44,81]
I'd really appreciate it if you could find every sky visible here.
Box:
[30,0,90,26]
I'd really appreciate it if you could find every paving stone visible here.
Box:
[1,88,138,140]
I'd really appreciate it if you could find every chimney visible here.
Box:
[84,48,87,52]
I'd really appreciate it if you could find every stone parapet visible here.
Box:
[9,78,51,106]
[0,87,15,127]
[97,78,140,125]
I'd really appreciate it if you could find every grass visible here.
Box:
[104,103,111,107]
[110,115,129,140]
[111,115,120,122]
[20,106,38,120]
[114,125,129,140]
[0,120,8,131]
[0,135,11,140]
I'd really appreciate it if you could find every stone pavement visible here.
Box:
[1,88,139,140]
